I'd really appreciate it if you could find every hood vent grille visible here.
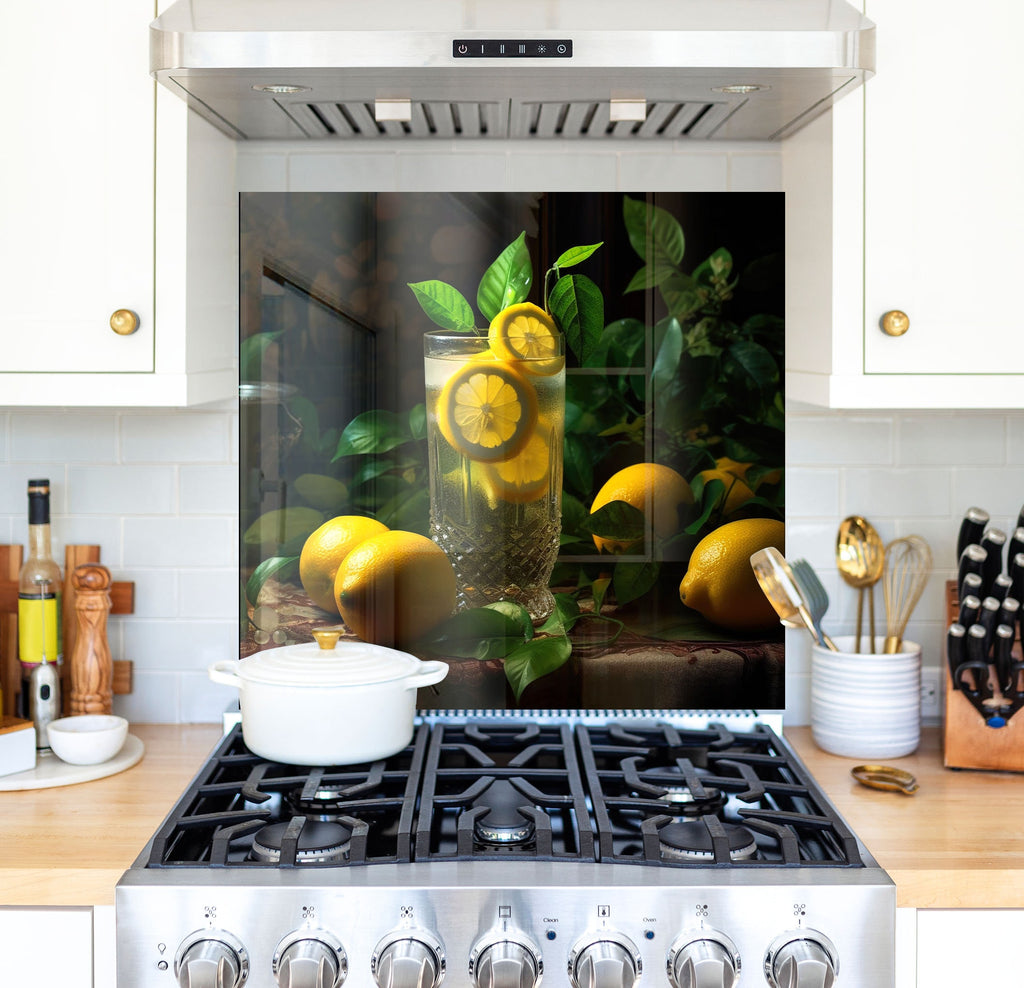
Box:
[280,98,736,140]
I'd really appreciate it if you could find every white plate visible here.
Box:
[0,733,143,791]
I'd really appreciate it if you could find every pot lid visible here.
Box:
[236,639,424,687]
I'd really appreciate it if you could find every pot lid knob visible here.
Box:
[311,629,342,650]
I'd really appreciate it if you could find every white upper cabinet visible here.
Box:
[784,0,1024,408]
[0,0,237,406]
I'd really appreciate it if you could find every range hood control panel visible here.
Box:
[452,40,573,58]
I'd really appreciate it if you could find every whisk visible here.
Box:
[882,535,933,653]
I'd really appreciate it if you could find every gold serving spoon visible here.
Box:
[836,516,886,653]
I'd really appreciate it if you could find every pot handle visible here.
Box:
[208,660,242,689]
[405,660,449,691]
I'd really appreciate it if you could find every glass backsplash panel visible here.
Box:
[240,191,785,711]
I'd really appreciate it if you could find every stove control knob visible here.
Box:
[174,930,249,988]
[273,931,347,988]
[568,933,641,988]
[371,931,445,988]
[764,931,838,988]
[668,931,740,988]
[470,935,543,988]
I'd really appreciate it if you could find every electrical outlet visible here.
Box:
[920,667,941,720]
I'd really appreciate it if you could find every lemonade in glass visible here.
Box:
[424,306,565,622]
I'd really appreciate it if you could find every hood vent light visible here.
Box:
[280,98,736,140]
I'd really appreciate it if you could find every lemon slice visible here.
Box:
[437,359,538,462]
[488,302,564,376]
[484,426,553,503]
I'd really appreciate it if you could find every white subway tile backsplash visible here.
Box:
[507,152,617,191]
[180,465,239,515]
[950,467,1024,524]
[123,517,234,568]
[843,467,951,519]
[728,153,783,190]
[0,464,67,513]
[68,465,176,515]
[179,569,241,619]
[123,618,236,672]
[10,413,116,463]
[397,153,510,190]
[288,153,399,191]
[113,670,181,724]
[899,413,1005,465]
[785,467,840,517]
[121,413,230,463]
[616,153,728,191]
[786,413,892,466]
[180,672,239,724]
[119,569,179,619]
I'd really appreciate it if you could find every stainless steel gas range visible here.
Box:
[116,716,894,987]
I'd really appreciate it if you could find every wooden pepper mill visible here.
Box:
[69,563,113,715]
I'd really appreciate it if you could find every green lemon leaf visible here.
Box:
[408,280,476,331]
[553,242,603,269]
[408,403,427,440]
[536,594,582,636]
[477,232,533,321]
[239,331,282,382]
[504,636,573,702]
[294,474,349,512]
[623,262,683,294]
[612,561,661,605]
[581,500,646,543]
[623,196,685,266]
[333,410,413,458]
[548,273,604,365]
[245,555,299,606]
[419,604,533,660]
[242,507,324,554]
[652,318,683,407]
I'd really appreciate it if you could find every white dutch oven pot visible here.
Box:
[209,634,448,765]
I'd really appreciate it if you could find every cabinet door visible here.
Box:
[863,0,1024,376]
[0,907,93,988]
[0,0,154,373]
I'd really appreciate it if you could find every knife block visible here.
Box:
[943,580,1024,772]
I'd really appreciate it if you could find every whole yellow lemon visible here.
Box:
[679,518,785,633]
[589,463,694,553]
[299,515,389,615]
[697,468,757,516]
[334,531,457,647]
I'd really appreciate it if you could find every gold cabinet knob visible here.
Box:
[880,310,910,337]
[109,309,140,336]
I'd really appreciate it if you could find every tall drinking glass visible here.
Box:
[424,330,565,622]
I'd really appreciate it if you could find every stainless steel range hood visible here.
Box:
[151,0,874,142]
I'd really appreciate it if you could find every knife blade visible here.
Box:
[957,506,990,561]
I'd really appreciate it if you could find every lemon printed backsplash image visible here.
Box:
[239,191,785,710]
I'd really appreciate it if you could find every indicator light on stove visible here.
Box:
[273,930,347,988]
[174,929,249,988]
[371,931,445,988]
[567,932,641,988]
[667,932,740,988]
[764,930,838,988]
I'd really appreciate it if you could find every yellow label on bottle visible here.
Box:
[18,595,62,666]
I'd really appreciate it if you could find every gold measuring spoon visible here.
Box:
[836,516,886,653]
[851,764,919,795]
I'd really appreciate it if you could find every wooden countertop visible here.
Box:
[786,726,1024,909]
[0,724,1019,909]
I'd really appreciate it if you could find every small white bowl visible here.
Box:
[47,715,128,765]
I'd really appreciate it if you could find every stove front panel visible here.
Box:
[117,863,895,988]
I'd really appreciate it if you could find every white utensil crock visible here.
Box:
[209,641,448,765]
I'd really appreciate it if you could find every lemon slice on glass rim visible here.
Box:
[488,302,564,376]
[437,358,538,462]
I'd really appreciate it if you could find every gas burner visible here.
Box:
[656,785,727,818]
[250,820,352,864]
[472,780,536,845]
[658,822,757,863]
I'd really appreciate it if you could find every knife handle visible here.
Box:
[990,573,1014,603]
[958,594,982,628]
[998,596,1020,630]
[1011,552,1024,604]
[960,572,983,605]
[962,624,993,698]
[1009,527,1024,567]
[957,506,990,561]
[980,528,1008,588]
[947,623,966,688]
[995,623,1016,695]
[958,544,988,598]
[978,596,1002,651]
